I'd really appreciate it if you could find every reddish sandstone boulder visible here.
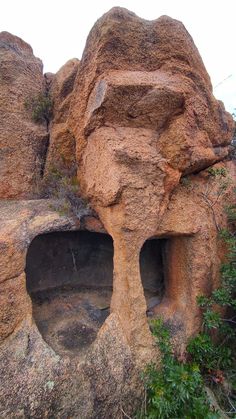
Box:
[0,32,49,198]
[0,8,235,418]
[44,59,79,176]
[69,8,234,165]
[69,7,234,352]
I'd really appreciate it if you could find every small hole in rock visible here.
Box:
[140,238,167,316]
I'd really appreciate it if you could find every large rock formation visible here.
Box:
[69,7,234,353]
[0,32,49,198]
[0,7,235,418]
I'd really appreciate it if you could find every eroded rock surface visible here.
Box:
[0,7,235,419]
[0,200,141,418]
[0,32,48,198]
[69,7,234,353]
[44,59,79,177]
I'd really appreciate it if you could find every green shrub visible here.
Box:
[24,92,53,126]
[140,177,236,418]
[187,333,232,371]
[207,167,227,177]
[187,204,236,417]
[139,319,218,419]
[43,163,92,220]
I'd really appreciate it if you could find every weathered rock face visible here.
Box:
[0,200,140,418]
[0,7,235,419]
[0,162,235,417]
[70,8,233,163]
[0,32,49,199]
[44,59,79,177]
[69,7,234,353]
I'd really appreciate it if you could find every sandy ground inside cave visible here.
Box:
[31,286,112,358]
[31,285,161,359]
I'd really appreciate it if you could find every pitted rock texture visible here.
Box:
[0,198,105,343]
[0,32,48,198]
[69,8,234,163]
[0,200,78,341]
[0,315,139,419]
[0,200,142,418]
[0,7,235,419]
[0,161,235,417]
[44,59,79,177]
[69,7,234,352]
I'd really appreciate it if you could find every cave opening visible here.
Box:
[26,230,113,358]
[140,238,167,315]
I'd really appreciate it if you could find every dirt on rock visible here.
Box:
[32,287,111,358]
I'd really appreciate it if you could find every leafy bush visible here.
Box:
[225,205,236,223]
[187,203,236,416]
[139,319,218,419]
[187,333,232,371]
[140,199,236,418]
[138,169,235,418]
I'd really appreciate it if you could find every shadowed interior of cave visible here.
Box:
[26,230,114,358]
[140,238,167,315]
[26,231,167,357]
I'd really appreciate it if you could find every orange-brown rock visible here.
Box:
[0,8,235,418]
[0,273,31,341]
[69,7,234,353]
[44,59,79,177]
[0,199,141,418]
[0,32,49,198]
[70,8,234,164]
[0,161,235,417]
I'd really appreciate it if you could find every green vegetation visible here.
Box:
[44,163,91,219]
[139,177,235,418]
[207,167,228,177]
[24,92,53,126]
[140,319,218,418]
[181,166,232,231]
[187,210,236,417]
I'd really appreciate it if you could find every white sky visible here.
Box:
[1,0,235,113]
